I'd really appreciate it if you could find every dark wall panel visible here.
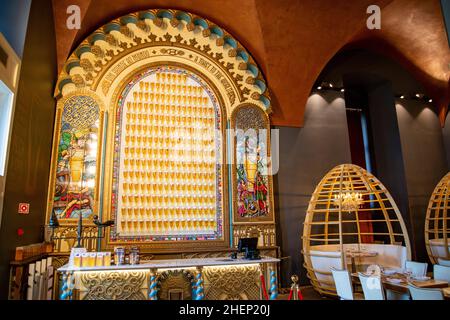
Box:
[367,83,413,249]
[0,0,56,298]
[274,91,351,286]
[396,101,448,264]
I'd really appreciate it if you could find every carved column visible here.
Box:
[269,265,278,300]
[148,268,159,300]
[60,271,74,300]
[194,267,204,300]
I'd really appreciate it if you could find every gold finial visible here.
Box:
[291,275,298,284]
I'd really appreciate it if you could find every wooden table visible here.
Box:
[351,272,448,294]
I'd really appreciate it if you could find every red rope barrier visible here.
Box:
[288,285,304,300]
[260,274,269,300]
[297,288,304,300]
[287,288,293,300]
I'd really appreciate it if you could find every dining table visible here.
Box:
[351,271,450,299]
[345,250,378,273]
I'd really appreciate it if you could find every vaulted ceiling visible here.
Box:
[52,0,449,127]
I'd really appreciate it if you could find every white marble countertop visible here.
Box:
[57,256,280,272]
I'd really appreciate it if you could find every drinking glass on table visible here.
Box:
[405,268,413,281]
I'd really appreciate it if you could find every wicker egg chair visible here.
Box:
[302,164,411,296]
[425,172,450,264]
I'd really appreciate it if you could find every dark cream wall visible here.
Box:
[396,100,448,264]
[0,0,56,298]
[273,91,352,286]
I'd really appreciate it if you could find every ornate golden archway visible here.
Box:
[46,9,275,254]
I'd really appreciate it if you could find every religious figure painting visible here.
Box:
[233,105,273,224]
[52,95,99,220]
[236,135,269,219]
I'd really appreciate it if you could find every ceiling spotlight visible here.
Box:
[341,88,345,92]
[415,93,425,99]
[329,83,333,88]
[429,99,433,103]
[317,86,322,90]
[400,95,405,99]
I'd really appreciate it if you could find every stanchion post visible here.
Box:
[291,275,298,300]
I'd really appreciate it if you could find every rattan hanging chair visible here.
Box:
[302,164,411,296]
[425,172,450,264]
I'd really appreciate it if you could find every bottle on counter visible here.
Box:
[73,253,82,267]
[114,246,125,265]
[89,252,97,267]
[96,252,104,267]
[104,252,112,266]
[129,246,140,265]
[81,253,90,267]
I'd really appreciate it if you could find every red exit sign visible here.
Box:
[18,203,30,214]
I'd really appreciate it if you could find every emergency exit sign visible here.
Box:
[18,203,30,214]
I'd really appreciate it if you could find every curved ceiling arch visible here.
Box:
[341,36,449,125]
[52,0,449,127]
[302,0,449,126]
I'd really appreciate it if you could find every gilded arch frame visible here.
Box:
[47,9,275,253]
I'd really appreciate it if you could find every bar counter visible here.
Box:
[58,257,280,300]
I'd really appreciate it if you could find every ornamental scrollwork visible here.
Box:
[80,271,148,300]
[203,265,260,300]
